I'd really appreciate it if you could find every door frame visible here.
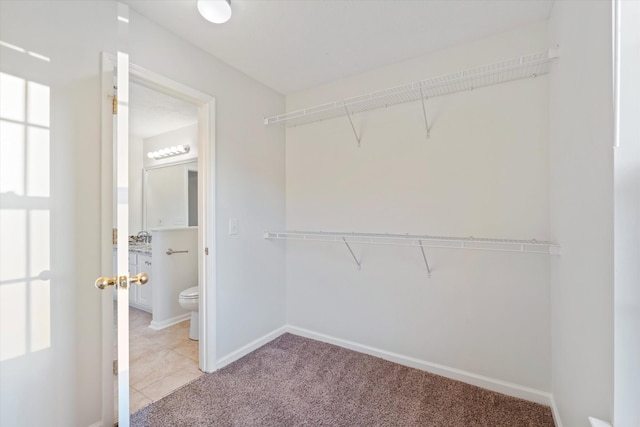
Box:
[99,52,217,425]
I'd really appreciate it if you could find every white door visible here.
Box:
[96,65,137,427]
[95,5,150,426]
[0,2,124,426]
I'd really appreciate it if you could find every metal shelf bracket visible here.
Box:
[419,88,430,139]
[342,237,362,270]
[344,106,362,147]
[418,240,432,278]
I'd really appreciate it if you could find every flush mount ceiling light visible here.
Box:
[197,0,232,24]
[147,144,190,160]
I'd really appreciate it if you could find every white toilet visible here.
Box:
[178,286,199,340]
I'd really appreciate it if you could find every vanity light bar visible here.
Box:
[147,144,190,160]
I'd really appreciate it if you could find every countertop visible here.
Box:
[113,244,152,256]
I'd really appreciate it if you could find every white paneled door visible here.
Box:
[0,1,127,426]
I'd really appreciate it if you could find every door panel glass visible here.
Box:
[0,17,57,427]
[0,1,117,426]
[0,72,51,359]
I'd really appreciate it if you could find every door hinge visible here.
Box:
[112,228,117,245]
[205,247,209,255]
[111,85,118,115]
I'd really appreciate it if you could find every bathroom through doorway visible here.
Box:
[100,52,217,424]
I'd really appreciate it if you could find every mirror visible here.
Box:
[143,160,198,229]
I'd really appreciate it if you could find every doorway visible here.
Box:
[112,82,201,417]
[100,53,217,425]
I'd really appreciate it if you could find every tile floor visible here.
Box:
[114,306,202,418]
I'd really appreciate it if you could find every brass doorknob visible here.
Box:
[95,272,149,290]
[131,272,149,285]
[95,276,117,290]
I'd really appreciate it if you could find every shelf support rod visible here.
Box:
[344,106,362,147]
[342,237,361,270]
[418,240,432,277]
[419,88,430,139]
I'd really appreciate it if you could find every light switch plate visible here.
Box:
[228,218,238,235]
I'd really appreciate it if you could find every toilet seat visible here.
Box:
[179,286,199,299]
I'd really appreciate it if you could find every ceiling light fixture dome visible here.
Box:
[197,0,232,24]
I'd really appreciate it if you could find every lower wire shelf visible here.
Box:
[264,230,560,277]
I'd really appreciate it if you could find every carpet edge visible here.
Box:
[285,325,553,407]
[216,325,288,369]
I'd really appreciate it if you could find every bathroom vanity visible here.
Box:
[129,249,153,312]
[113,245,153,313]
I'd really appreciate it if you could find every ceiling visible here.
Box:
[124,0,554,95]
[130,83,197,139]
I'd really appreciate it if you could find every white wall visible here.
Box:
[286,23,551,394]
[614,1,640,425]
[548,1,614,426]
[0,1,286,426]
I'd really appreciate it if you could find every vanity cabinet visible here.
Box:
[113,251,153,313]
[136,254,153,310]
[128,253,137,305]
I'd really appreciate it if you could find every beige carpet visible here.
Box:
[131,333,555,426]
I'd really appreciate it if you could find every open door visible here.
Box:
[94,4,148,426]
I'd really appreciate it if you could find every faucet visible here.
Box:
[137,231,151,244]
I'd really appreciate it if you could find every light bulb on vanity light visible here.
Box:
[146,144,191,160]
[197,0,232,24]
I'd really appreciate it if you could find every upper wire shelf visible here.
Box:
[265,50,556,127]
[264,230,560,255]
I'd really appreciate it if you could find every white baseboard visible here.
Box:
[216,326,288,369]
[87,421,102,427]
[550,395,563,427]
[149,313,190,330]
[286,325,553,407]
[588,417,612,427]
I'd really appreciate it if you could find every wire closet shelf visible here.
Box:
[264,231,560,255]
[264,50,555,127]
